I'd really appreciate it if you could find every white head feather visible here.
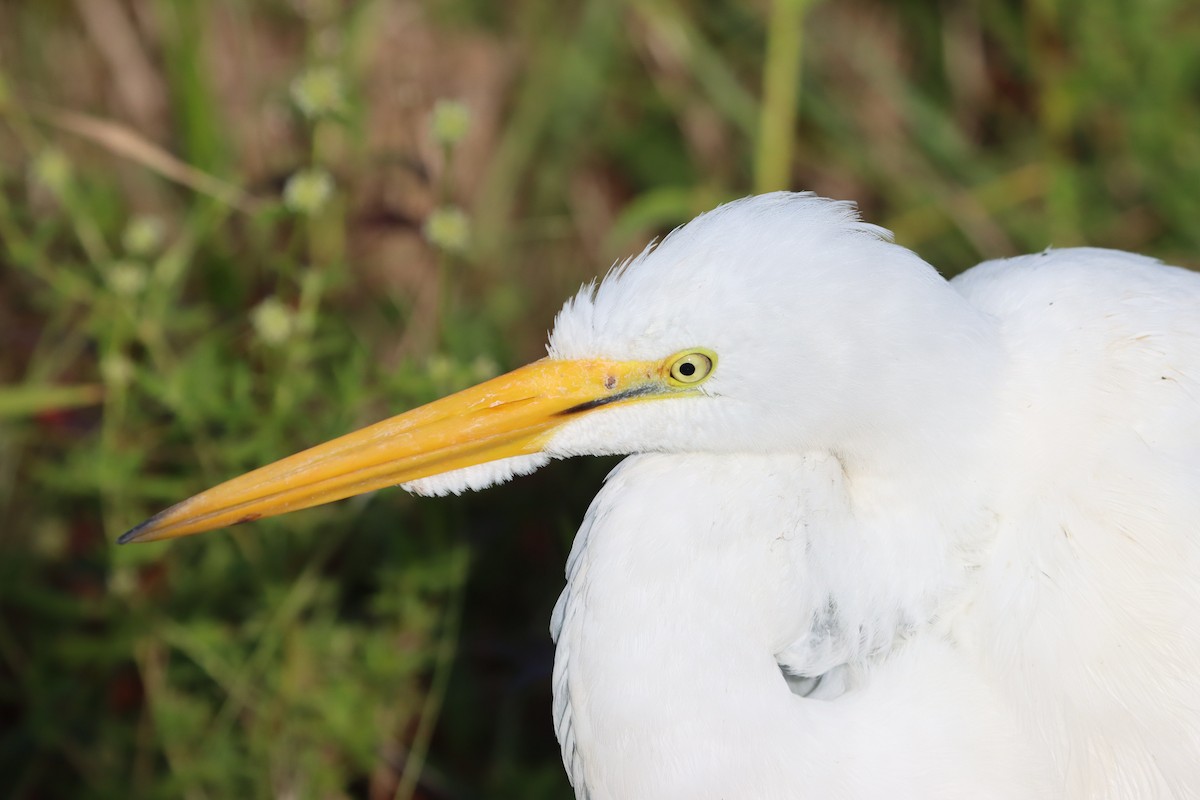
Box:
[409,192,1001,496]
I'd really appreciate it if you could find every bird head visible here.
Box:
[120,192,973,544]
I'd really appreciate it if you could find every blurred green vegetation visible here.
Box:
[1,0,1198,797]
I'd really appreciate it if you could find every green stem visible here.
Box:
[754,0,814,193]
[393,544,470,800]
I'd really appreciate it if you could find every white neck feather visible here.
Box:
[549,452,1048,799]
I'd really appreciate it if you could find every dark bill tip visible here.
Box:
[117,503,197,544]
[117,515,159,545]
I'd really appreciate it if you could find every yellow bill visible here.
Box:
[118,357,671,544]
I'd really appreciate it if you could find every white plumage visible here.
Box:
[536,194,1200,798]
[124,192,1200,798]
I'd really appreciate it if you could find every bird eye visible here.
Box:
[667,350,715,385]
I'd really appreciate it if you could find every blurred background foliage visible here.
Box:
[1,0,1198,797]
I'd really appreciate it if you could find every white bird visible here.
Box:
[122,192,1200,799]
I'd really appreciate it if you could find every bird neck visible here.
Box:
[833,282,1006,508]
[551,453,817,797]
[552,450,1047,799]
[551,451,978,798]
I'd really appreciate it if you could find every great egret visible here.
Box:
[122,193,1200,799]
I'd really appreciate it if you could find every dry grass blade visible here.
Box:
[34,106,261,213]
[0,383,104,419]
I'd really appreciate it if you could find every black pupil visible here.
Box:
[678,361,696,377]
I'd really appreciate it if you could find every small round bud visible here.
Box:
[283,168,334,215]
[471,355,499,381]
[100,353,135,387]
[430,100,471,147]
[423,206,470,254]
[122,216,166,257]
[31,149,71,194]
[251,297,295,345]
[290,66,346,119]
[108,260,148,297]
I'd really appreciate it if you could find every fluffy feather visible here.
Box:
[401,453,549,496]
[534,193,1200,798]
